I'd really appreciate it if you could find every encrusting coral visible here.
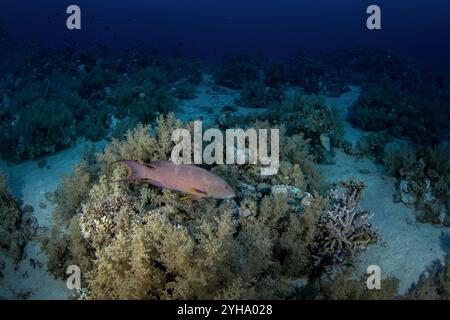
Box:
[43,113,379,299]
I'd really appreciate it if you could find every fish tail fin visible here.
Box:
[113,160,153,182]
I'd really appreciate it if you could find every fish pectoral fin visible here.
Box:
[180,194,202,201]
[191,187,208,196]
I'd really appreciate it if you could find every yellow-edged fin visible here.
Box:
[180,195,191,201]
[178,188,207,201]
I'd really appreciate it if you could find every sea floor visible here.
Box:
[0,79,448,299]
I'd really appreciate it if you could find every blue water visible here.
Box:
[1,0,450,66]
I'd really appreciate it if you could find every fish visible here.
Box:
[114,160,236,200]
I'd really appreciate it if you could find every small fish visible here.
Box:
[115,160,235,200]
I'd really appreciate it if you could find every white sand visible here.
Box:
[0,81,447,299]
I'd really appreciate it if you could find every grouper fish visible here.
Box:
[115,160,236,200]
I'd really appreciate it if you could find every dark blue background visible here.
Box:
[1,0,450,66]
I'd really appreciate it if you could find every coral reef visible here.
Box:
[0,172,38,262]
[43,114,378,299]
[0,50,202,163]
[4,45,448,299]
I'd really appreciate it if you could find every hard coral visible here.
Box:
[312,179,378,271]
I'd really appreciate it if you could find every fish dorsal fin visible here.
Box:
[191,187,208,196]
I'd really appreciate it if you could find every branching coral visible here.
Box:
[311,179,378,271]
